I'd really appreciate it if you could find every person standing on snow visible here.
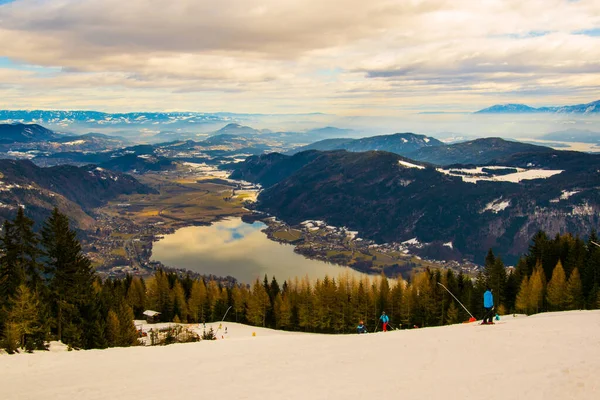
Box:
[379,311,390,332]
[482,288,494,325]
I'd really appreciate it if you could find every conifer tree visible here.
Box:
[565,268,583,310]
[106,310,120,347]
[515,276,530,314]
[446,302,459,325]
[126,277,146,318]
[6,284,41,350]
[247,279,270,327]
[41,208,96,346]
[12,207,42,292]
[0,221,24,308]
[528,264,546,314]
[546,260,567,311]
[117,303,139,347]
[187,280,206,323]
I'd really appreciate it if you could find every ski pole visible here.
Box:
[436,282,476,320]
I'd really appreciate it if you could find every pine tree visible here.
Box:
[565,268,583,310]
[546,260,567,311]
[187,280,206,323]
[12,207,42,292]
[41,208,95,346]
[0,221,24,307]
[126,277,146,318]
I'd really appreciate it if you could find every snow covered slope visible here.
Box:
[1,311,599,400]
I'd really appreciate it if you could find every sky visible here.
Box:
[0,0,599,114]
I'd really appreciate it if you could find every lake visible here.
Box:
[151,218,368,284]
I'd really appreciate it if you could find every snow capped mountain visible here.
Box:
[476,99,600,114]
[2,311,598,400]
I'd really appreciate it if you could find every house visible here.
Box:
[143,310,161,324]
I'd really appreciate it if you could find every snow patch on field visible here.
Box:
[437,166,563,183]
[398,160,425,169]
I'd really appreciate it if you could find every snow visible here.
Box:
[63,140,86,146]
[1,311,599,400]
[443,241,453,249]
[483,198,511,213]
[424,137,430,143]
[402,237,420,246]
[561,190,580,200]
[437,166,563,183]
[398,160,425,169]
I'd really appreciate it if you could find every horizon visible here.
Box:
[1,1,599,114]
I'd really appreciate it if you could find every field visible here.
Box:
[99,173,250,228]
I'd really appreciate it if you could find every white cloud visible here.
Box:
[0,0,599,113]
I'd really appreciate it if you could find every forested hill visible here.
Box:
[0,159,154,228]
[232,150,600,262]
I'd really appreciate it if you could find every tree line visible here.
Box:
[1,207,599,353]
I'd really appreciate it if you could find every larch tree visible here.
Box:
[546,260,567,311]
[565,268,583,310]
[515,276,531,314]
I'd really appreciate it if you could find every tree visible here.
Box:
[12,207,42,292]
[247,279,270,327]
[106,310,120,347]
[515,276,530,314]
[0,221,24,307]
[565,268,583,310]
[41,208,96,346]
[546,260,567,311]
[5,284,42,350]
[117,303,139,346]
[528,264,546,314]
[446,302,459,325]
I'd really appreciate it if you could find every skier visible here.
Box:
[357,321,367,334]
[482,288,494,325]
[379,311,390,332]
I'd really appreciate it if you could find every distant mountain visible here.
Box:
[213,123,265,136]
[539,129,600,144]
[0,159,153,229]
[233,150,600,263]
[476,100,600,114]
[407,138,552,165]
[99,154,176,173]
[289,133,442,155]
[0,123,58,143]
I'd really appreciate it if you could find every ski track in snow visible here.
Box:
[1,311,599,400]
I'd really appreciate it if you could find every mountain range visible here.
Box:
[476,99,600,114]
[233,148,600,263]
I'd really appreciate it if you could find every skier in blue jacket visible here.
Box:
[380,311,390,332]
[357,321,367,334]
[482,288,494,325]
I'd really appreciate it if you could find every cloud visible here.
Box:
[0,0,599,113]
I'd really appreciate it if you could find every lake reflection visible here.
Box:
[151,218,368,284]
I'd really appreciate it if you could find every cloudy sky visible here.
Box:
[0,0,599,114]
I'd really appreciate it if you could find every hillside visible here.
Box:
[408,137,552,165]
[99,153,176,173]
[0,123,58,143]
[0,159,154,228]
[290,132,442,155]
[233,150,600,261]
[2,311,598,400]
